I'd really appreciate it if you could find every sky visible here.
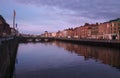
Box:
[0,0,120,34]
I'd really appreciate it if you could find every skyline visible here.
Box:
[0,0,120,34]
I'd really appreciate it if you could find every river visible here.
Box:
[14,41,120,78]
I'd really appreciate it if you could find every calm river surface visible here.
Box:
[14,41,120,78]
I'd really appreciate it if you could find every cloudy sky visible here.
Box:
[0,0,120,34]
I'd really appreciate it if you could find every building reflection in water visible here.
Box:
[50,41,120,70]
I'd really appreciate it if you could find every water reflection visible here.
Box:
[50,41,120,70]
[15,41,120,78]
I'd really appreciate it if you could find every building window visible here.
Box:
[114,28,116,30]
[110,24,112,27]
[114,31,116,33]
[111,28,113,31]
[114,24,116,26]
[118,23,120,26]
[119,28,120,31]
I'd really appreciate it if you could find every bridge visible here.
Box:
[19,36,54,42]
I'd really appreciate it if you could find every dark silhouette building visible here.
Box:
[0,15,11,37]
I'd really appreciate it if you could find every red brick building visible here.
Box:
[77,23,99,39]
[98,18,120,40]
[41,18,120,40]
[90,23,99,39]
[98,22,111,39]
[73,27,79,39]
[65,28,74,38]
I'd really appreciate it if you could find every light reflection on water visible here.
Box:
[15,41,120,78]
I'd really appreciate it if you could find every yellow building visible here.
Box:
[109,18,120,40]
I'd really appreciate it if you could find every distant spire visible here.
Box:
[13,10,16,28]
[14,10,16,17]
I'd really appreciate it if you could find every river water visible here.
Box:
[14,41,120,78]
